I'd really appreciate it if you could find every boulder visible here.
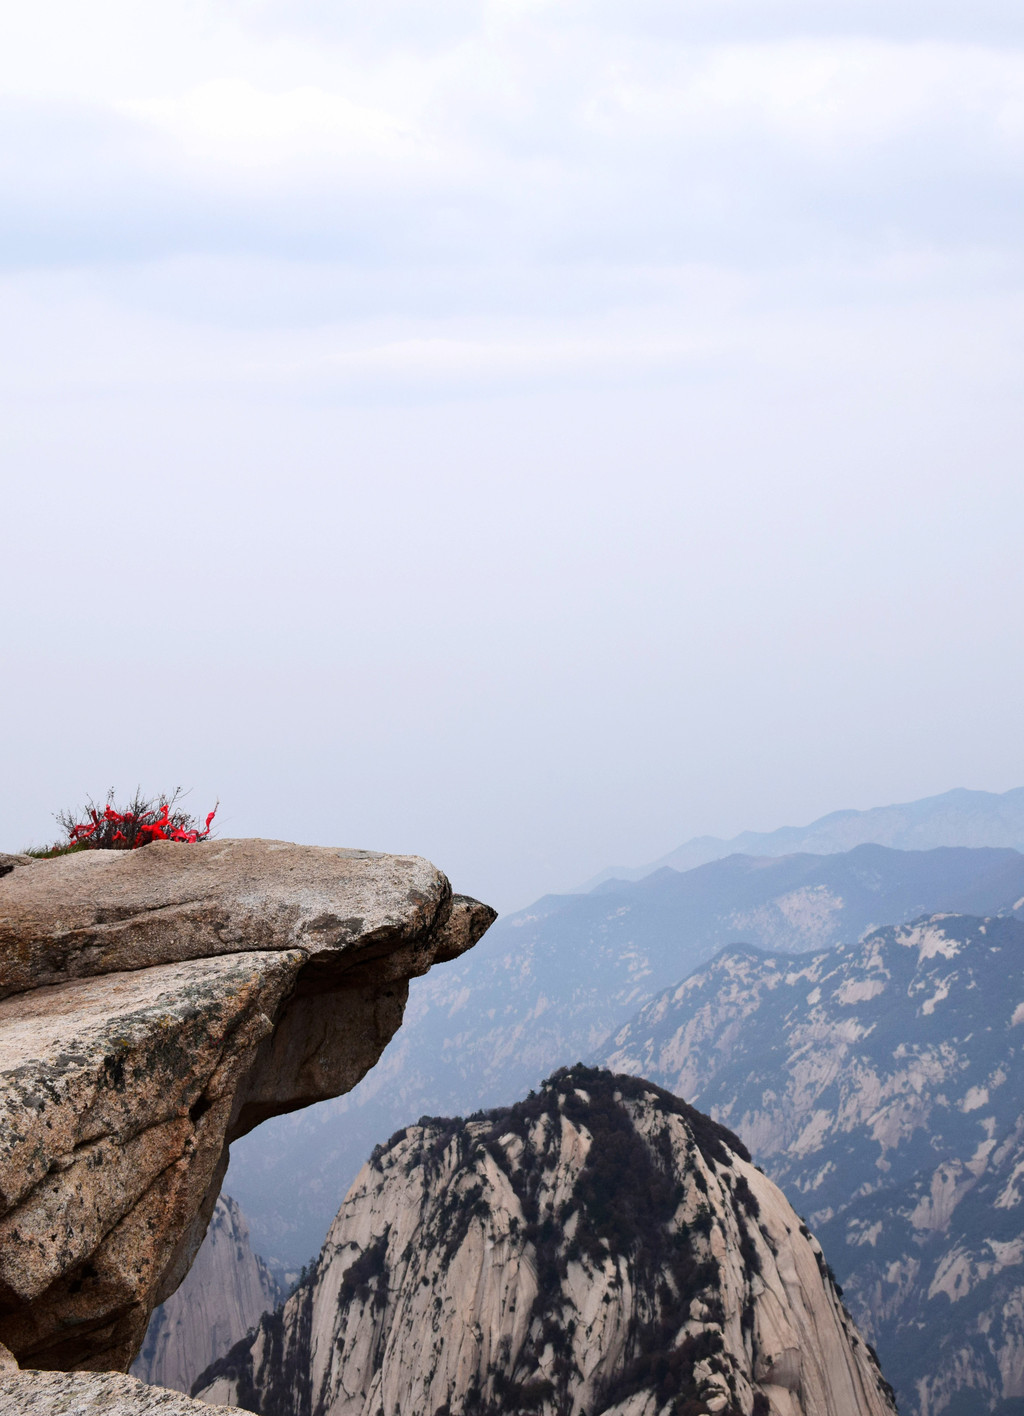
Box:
[0,854,34,880]
[0,838,479,999]
[0,840,494,1374]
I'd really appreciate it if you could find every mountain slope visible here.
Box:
[599,914,1024,1414]
[197,1068,897,1416]
[815,1124,1024,1416]
[581,786,1024,889]
[227,845,1024,1265]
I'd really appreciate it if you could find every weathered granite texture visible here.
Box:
[0,1367,255,1414]
[0,838,482,999]
[0,854,35,879]
[199,1067,898,1416]
[0,840,495,1376]
[130,1194,281,1395]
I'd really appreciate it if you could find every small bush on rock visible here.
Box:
[32,788,217,855]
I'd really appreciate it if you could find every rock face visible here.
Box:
[0,839,495,1375]
[131,1194,282,1395]
[0,854,35,879]
[197,1067,897,1416]
[225,842,1024,1265]
[0,1367,256,1414]
[0,837,486,1000]
[599,914,1024,1414]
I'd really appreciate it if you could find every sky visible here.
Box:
[2,0,1023,912]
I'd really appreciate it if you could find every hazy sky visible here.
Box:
[3,1,1023,911]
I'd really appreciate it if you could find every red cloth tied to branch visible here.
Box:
[63,799,217,850]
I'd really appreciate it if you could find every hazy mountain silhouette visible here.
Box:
[578,785,1024,891]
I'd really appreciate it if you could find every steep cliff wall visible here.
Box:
[0,839,495,1375]
[197,1066,897,1416]
[131,1194,282,1395]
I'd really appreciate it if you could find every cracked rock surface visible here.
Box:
[0,839,495,1374]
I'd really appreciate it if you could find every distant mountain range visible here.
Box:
[226,843,1024,1268]
[598,913,1024,1415]
[578,786,1024,891]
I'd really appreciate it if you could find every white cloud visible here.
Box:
[593,40,1024,152]
[121,80,430,171]
[1,3,1022,273]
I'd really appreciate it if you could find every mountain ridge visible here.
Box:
[597,912,1024,1414]
[578,786,1024,891]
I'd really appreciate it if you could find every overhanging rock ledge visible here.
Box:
[0,838,495,1374]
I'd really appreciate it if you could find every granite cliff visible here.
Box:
[600,913,1024,1414]
[197,1067,897,1416]
[0,838,495,1378]
[131,1194,283,1395]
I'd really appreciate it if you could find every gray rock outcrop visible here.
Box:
[131,1195,282,1396]
[197,1067,897,1416]
[0,839,495,1375]
[0,1367,255,1414]
[0,854,35,879]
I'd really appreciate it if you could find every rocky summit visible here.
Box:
[0,836,489,999]
[196,1066,896,1416]
[0,839,495,1375]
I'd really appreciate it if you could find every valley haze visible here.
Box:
[580,785,1024,891]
